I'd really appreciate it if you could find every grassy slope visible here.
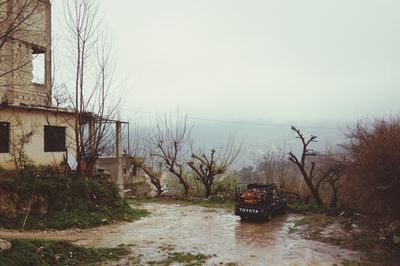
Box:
[0,172,149,230]
[0,239,128,266]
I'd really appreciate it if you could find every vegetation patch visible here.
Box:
[0,239,128,266]
[295,215,335,227]
[291,213,400,265]
[148,252,210,266]
[158,244,175,252]
[342,260,364,266]
[287,202,327,214]
[0,169,149,230]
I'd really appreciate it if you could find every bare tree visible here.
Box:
[151,113,191,196]
[314,154,346,208]
[63,0,121,173]
[255,147,299,190]
[288,126,323,206]
[129,127,164,196]
[188,139,240,198]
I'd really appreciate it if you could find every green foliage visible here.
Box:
[0,239,127,266]
[149,252,210,266]
[293,215,333,227]
[212,174,240,200]
[342,260,363,266]
[166,172,239,199]
[0,170,149,230]
[288,202,327,214]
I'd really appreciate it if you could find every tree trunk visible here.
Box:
[300,168,323,206]
[310,185,324,206]
[329,187,338,208]
[205,183,212,198]
[179,178,189,196]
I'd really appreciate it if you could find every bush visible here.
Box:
[0,169,148,230]
[342,118,400,216]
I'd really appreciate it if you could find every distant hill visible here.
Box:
[189,120,349,167]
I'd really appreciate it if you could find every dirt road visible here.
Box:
[0,203,361,265]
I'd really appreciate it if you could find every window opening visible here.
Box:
[44,125,66,152]
[0,122,10,153]
[32,48,45,84]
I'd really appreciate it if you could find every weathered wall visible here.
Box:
[96,157,129,195]
[0,107,76,169]
[12,0,49,48]
[0,0,52,106]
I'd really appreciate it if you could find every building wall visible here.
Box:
[0,108,76,169]
[96,157,129,196]
[0,0,52,106]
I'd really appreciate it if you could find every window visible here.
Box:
[32,47,45,85]
[0,122,10,153]
[44,125,66,152]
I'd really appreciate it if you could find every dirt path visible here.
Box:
[0,203,361,265]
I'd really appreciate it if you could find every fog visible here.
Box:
[53,0,400,160]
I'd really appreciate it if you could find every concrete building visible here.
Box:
[0,0,52,106]
[0,0,72,169]
[0,0,129,196]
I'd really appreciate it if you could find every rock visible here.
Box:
[393,235,400,245]
[0,239,12,251]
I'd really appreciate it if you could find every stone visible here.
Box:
[393,235,400,245]
[0,239,12,251]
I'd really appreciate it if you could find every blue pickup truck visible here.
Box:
[234,183,287,221]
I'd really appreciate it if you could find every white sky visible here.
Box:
[53,0,400,127]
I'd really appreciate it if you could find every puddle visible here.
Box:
[0,203,361,265]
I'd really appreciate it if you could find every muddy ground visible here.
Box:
[0,203,365,265]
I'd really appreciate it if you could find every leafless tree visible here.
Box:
[288,126,323,206]
[151,113,191,196]
[314,153,346,208]
[255,147,299,189]
[63,0,122,173]
[188,138,240,198]
[129,127,164,196]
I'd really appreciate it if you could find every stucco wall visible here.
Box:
[0,107,76,169]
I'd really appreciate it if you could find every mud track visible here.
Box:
[0,203,361,265]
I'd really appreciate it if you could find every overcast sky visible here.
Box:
[54,0,400,123]
[53,0,400,154]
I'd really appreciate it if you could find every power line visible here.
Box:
[121,108,345,131]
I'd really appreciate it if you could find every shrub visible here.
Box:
[341,118,400,216]
[0,169,148,230]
